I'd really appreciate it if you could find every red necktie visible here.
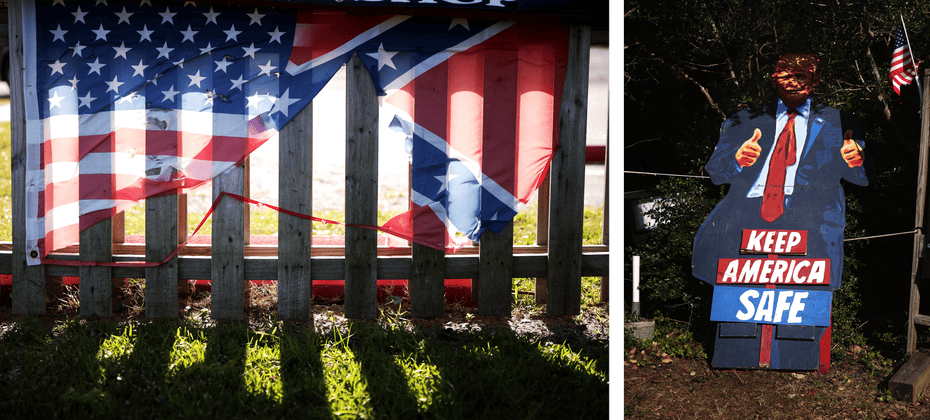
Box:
[760,110,798,223]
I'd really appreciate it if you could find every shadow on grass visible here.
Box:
[350,320,425,420]
[418,323,610,419]
[279,323,333,419]
[0,316,609,419]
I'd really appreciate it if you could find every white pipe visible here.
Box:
[633,255,641,317]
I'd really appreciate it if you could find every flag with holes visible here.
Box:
[23,1,333,262]
[22,0,568,263]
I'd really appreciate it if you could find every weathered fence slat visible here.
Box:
[345,53,379,319]
[211,164,246,320]
[536,173,550,305]
[278,102,314,322]
[244,156,251,245]
[411,243,445,318]
[547,24,591,316]
[145,194,179,318]
[478,222,514,316]
[79,219,112,317]
[600,138,609,303]
[10,0,47,315]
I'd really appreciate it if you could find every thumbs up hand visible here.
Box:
[735,128,763,168]
[841,130,864,168]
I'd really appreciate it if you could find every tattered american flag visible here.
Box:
[21,0,568,263]
[890,23,918,96]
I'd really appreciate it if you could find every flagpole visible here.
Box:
[902,14,923,104]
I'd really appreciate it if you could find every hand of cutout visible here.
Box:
[735,128,763,168]
[841,130,864,168]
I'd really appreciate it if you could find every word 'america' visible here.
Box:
[717,257,830,285]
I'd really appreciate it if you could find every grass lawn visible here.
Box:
[0,314,609,419]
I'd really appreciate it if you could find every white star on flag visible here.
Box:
[50,25,67,42]
[48,60,66,75]
[70,43,86,57]
[161,85,179,102]
[86,58,105,75]
[247,8,264,25]
[242,43,260,58]
[180,26,198,43]
[224,24,241,42]
[229,75,247,91]
[203,7,220,24]
[159,7,176,25]
[115,7,132,24]
[270,88,300,117]
[268,26,284,44]
[156,42,174,59]
[131,60,147,78]
[113,42,131,59]
[215,57,232,73]
[78,92,95,109]
[92,24,110,41]
[137,25,153,42]
[435,173,460,194]
[72,6,88,23]
[48,91,65,109]
[187,70,206,87]
[258,60,276,77]
[105,76,123,93]
[367,43,399,71]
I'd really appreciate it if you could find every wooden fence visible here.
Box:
[1,12,609,321]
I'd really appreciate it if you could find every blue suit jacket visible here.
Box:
[692,102,868,291]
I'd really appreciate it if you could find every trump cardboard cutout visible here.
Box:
[692,54,868,371]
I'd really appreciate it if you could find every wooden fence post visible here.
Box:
[478,222,514,316]
[211,164,246,321]
[145,194,179,318]
[411,243,445,318]
[536,174,550,304]
[600,138,609,303]
[547,24,590,316]
[10,0,48,315]
[278,102,314,322]
[345,53,379,319]
[79,219,112,317]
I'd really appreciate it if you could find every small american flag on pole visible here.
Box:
[891,22,918,96]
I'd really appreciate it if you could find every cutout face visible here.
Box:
[772,54,820,108]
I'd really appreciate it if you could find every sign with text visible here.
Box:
[710,286,832,327]
[717,257,830,285]
[740,229,808,255]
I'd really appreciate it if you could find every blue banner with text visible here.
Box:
[710,287,832,327]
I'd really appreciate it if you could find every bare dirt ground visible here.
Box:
[0,281,610,354]
[624,339,930,419]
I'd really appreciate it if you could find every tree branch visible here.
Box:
[865,43,893,122]
[702,4,739,88]
[652,54,728,122]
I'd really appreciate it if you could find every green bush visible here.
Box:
[625,177,719,322]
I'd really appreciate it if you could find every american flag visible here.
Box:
[891,23,918,96]
[22,0,568,262]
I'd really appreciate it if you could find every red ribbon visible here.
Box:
[38,192,412,268]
